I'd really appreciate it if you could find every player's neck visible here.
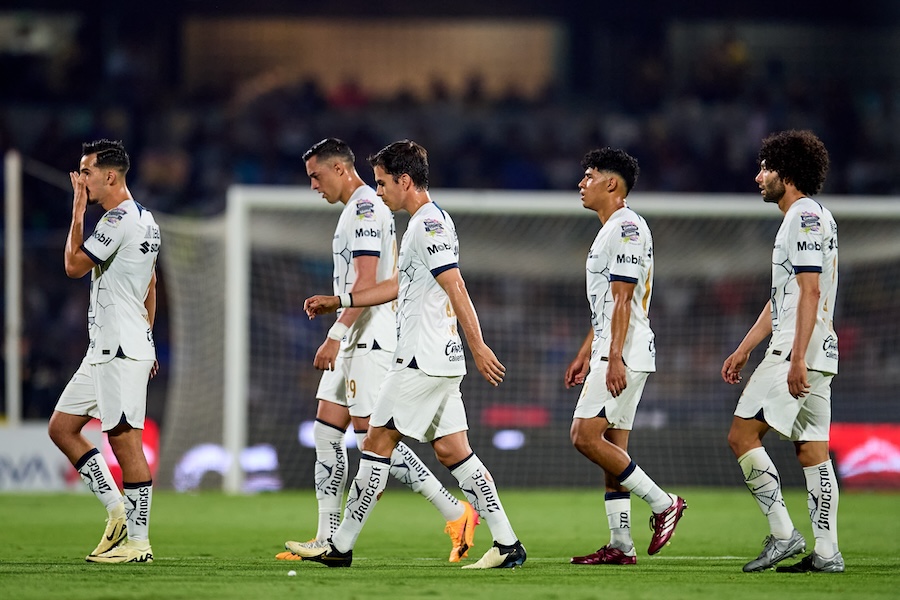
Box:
[99,186,132,211]
[404,191,432,216]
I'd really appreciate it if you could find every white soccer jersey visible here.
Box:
[332,185,397,355]
[392,202,466,376]
[80,199,160,364]
[768,197,839,374]
[585,206,656,372]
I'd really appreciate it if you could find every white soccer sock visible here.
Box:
[617,462,672,514]
[450,453,517,546]
[391,441,463,522]
[738,447,794,539]
[123,481,152,543]
[605,492,633,551]
[804,459,840,557]
[75,448,125,514]
[331,452,390,553]
[315,420,348,540]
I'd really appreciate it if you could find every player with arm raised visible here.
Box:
[278,139,478,564]
[292,140,525,569]
[724,130,842,573]
[48,139,160,564]
[567,148,687,566]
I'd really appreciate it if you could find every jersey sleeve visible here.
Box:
[348,198,383,258]
[608,219,645,283]
[419,216,458,277]
[790,208,825,273]
[81,207,128,264]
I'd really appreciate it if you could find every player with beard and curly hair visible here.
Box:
[723,130,843,573]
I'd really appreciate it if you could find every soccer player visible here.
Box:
[292,140,525,569]
[723,130,842,573]
[566,148,687,566]
[48,140,160,563]
[277,138,478,564]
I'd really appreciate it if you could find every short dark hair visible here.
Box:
[368,140,429,190]
[758,130,830,196]
[302,137,355,164]
[581,147,640,195]
[82,139,129,174]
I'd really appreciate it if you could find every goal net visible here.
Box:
[155,188,900,492]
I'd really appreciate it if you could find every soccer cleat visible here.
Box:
[85,539,153,564]
[87,513,128,558]
[742,529,806,572]
[284,538,331,556]
[461,541,526,569]
[571,544,637,565]
[648,494,688,555]
[284,540,352,568]
[275,551,304,561]
[445,501,480,562]
[775,551,844,573]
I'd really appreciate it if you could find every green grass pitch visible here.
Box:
[1,488,897,599]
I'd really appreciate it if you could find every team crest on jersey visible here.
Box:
[355,199,376,220]
[102,208,127,227]
[620,221,640,242]
[423,218,444,236]
[800,211,821,232]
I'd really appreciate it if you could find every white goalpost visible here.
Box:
[156,186,900,493]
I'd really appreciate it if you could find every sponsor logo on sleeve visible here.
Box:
[800,211,821,232]
[355,199,376,220]
[423,218,444,236]
[620,221,640,242]
[102,208,127,227]
[92,231,114,246]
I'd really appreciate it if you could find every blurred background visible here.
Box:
[2,1,899,492]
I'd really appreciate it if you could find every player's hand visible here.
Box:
[313,338,340,371]
[606,357,627,397]
[304,295,339,319]
[721,350,748,384]
[69,171,87,213]
[565,355,589,389]
[472,344,505,386]
[787,359,810,399]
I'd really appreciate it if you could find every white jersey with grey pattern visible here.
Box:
[585,205,656,372]
[332,185,397,355]
[392,201,466,376]
[80,199,159,364]
[768,197,838,374]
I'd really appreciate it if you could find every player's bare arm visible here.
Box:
[722,302,773,384]
[564,329,594,389]
[145,268,160,379]
[304,273,399,319]
[787,271,820,398]
[435,268,505,386]
[64,171,95,278]
[606,280,635,397]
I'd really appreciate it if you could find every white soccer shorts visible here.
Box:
[734,350,833,442]
[573,359,649,430]
[315,349,392,418]
[370,367,468,442]
[56,356,153,431]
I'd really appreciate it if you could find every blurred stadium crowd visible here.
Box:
[1,6,899,421]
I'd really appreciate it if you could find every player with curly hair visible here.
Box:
[723,130,843,573]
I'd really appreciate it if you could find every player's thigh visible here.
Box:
[55,357,100,420]
[573,362,647,430]
[95,358,153,431]
[344,349,391,418]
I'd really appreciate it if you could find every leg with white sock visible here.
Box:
[449,452,517,546]
[314,419,349,540]
[737,446,795,538]
[605,491,634,552]
[331,451,391,553]
[803,459,840,558]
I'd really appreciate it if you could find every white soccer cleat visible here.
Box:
[87,514,128,558]
[86,539,153,564]
[461,541,526,569]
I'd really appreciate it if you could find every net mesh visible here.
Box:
[156,189,900,490]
